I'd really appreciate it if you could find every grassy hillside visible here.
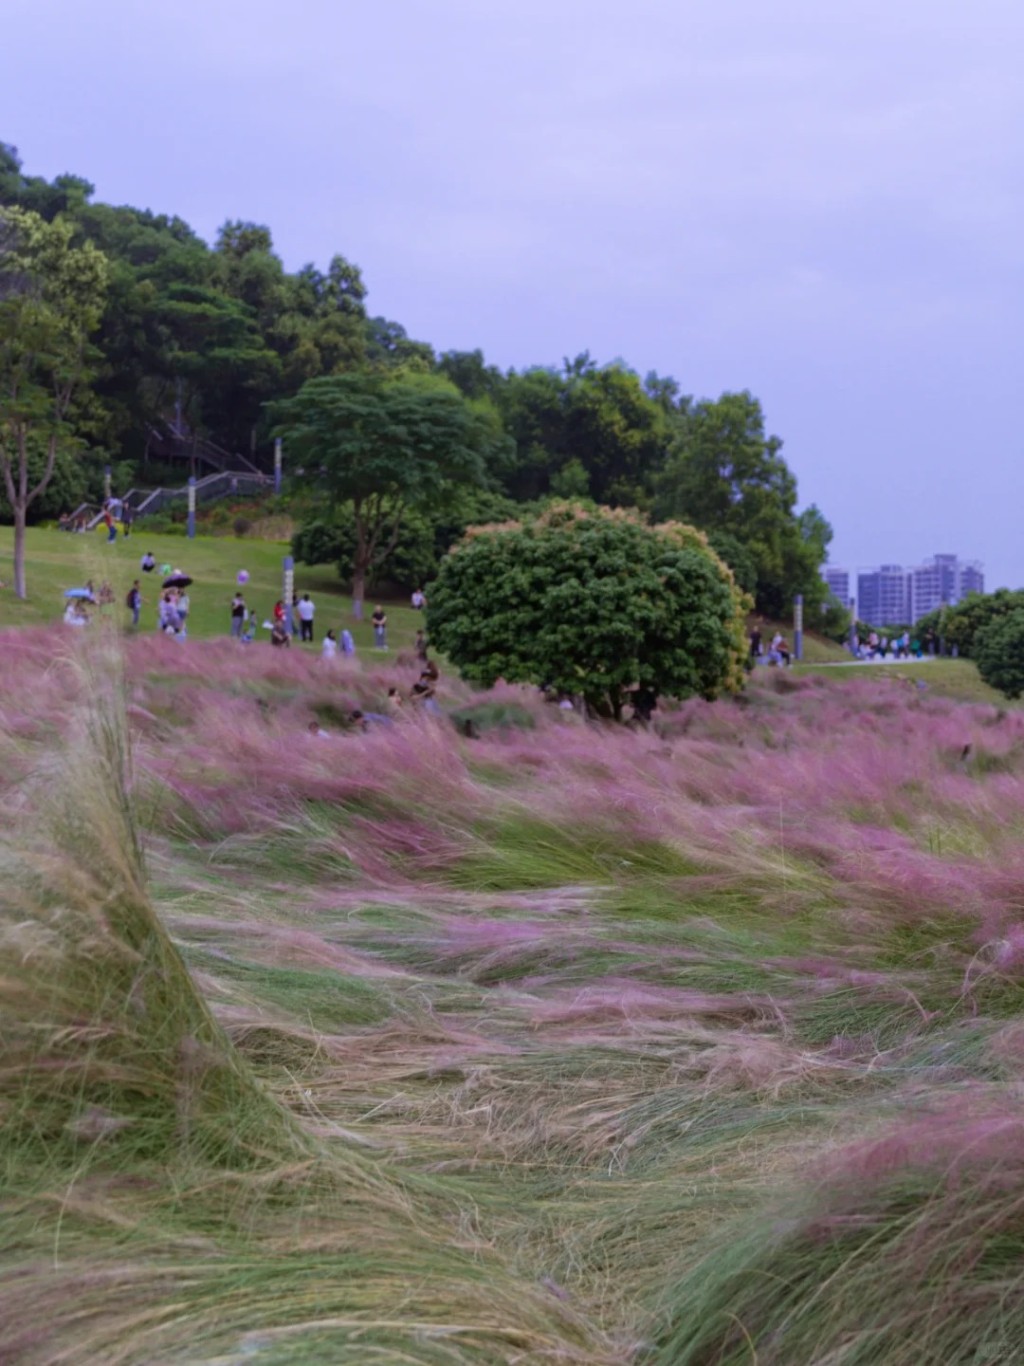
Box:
[3,632,1024,1362]
[0,524,425,650]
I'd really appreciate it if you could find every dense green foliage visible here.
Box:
[271,371,503,609]
[915,589,1024,659]
[292,487,521,593]
[0,205,108,595]
[974,608,1024,698]
[426,502,748,716]
[1,141,833,615]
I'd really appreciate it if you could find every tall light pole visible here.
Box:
[283,555,294,636]
[794,594,804,662]
[274,438,283,496]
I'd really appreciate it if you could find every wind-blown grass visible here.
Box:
[4,625,1024,1360]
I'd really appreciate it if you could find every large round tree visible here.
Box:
[426,502,749,718]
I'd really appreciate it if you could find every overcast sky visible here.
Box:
[6,0,1022,586]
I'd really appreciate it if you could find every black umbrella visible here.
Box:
[162,574,193,589]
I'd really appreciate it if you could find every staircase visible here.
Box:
[145,423,268,479]
[71,469,273,530]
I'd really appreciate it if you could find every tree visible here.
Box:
[974,609,1024,699]
[497,361,671,505]
[655,391,830,616]
[915,590,1024,659]
[272,372,496,615]
[0,207,107,597]
[426,502,749,719]
[292,487,522,593]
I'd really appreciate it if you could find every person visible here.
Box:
[241,608,257,644]
[775,636,791,667]
[631,686,658,724]
[121,502,133,537]
[271,620,290,648]
[414,628,428,661]
[176,590,190,632]
[296,593,315,642]
[141,551,156,573]
[126,580,142,628]
[63,600,89,627]
[58,511,71,532]
[273,600,285,625]
[322,628,338,660]
[98,581,115,606]
[307,720,331,739]
[103,508,117,543]
[749,626,762,661]
[411,587,427,610]
[350,708,392,731]
[371,604,387,649]
[387,687,404,713]
[340,628,356,656]
[230,592,246,637]
[158,592,180,634]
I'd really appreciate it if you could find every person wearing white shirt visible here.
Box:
[321,629,338,660]
[296,593,315,642]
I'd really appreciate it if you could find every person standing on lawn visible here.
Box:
[296,593,315,642]
[230,592,246,638]
[126,580,142,628]
[371,605,388,649]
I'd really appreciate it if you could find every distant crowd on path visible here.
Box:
[848,631,944,660]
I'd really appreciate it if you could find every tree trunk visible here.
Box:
[351,562,365,620]
[12,505,26,600]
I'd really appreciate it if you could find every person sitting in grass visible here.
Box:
[271,620,290,648]
[321,628,338,660]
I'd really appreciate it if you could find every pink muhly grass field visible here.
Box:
[6,628,1024,1362]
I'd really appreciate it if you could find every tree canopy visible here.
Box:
[271,371,504,612]
[974,609,1024,699]
[0,205,107,596]
[426,503,749,718]
[0,139,836,620]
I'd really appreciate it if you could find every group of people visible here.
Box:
[309,637,444,740]
[62,579,117,626]
[749,627,792,667]
[59,497,133,542]
[850,631,929,660]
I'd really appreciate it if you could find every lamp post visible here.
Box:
[794,594,804,662]
[187,476,196,539]
[274,438,282,496]
[283,555,294,636]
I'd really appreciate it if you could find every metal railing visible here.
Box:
[68,469,272,530]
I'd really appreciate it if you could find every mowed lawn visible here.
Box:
[0,525,425,652]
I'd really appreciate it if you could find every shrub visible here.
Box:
[974,608,1024,698]
[426,501,749,718]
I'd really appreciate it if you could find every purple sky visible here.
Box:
[6,0,1023,586]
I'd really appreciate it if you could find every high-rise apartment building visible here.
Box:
[822,567,851,605]
[908,555,985,620]
[857,565,911,627]
[825,554,985,624]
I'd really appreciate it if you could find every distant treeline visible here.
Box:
[0,141,836,617]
